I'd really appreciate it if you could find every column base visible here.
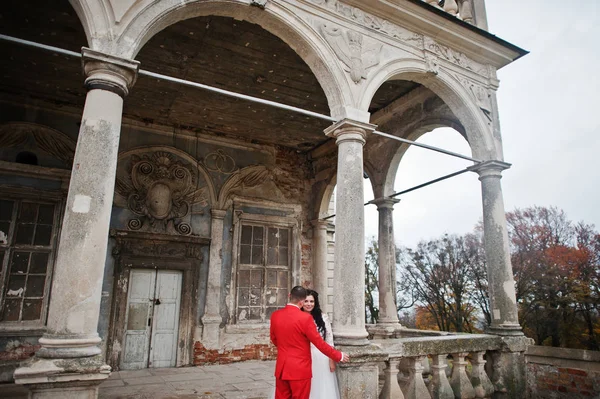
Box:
[37,334,102,358]
[367,323,403,339]
[14,356,110,399]
[486,323,524,337]
[201,315,223,349]
[336,344,387,399]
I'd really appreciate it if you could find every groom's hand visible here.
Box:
[340,352,350,362]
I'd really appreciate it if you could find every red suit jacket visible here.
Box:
[270,304,342,380]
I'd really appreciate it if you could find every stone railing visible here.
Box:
[368,326,530,398]
[422,0,475,25]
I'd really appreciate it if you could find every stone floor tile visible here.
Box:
[162,371,220,382]
[122,375,166,386]
[230,381,272,391]
[99,378,126,388]
[118,369,154,378]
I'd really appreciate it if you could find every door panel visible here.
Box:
[150,270,182,368]
[122,269,155,370]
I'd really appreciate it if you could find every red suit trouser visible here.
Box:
[275,377,311,399]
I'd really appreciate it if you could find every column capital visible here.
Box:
[324,118,377,146]
[370,197,400,210]
[211,208,227,219]
[468,160,511,179]
[82,48,140,98]
[311,219,334,230]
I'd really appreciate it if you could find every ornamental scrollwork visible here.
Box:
[115,151,209,235]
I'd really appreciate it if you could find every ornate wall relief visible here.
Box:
[115,150,210,235]
[307,0,423,46]
[424,37,488,77]
[217,165,303,208]
[319,23,382,83]
[0,122,76,168]
[455,74,493,129]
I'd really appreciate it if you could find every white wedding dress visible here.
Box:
[269,313,341,399]
[308,313,341,399]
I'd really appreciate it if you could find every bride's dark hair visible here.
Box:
[304,289,326,340]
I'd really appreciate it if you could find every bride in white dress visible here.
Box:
[268,289,341,399]
[302,289,341,399]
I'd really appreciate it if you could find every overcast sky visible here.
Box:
[363,0,600,248]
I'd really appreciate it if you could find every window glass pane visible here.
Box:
[266,307,277,319]
[29,252,50,274]
[267,228,278,248]
[252,226,264,246]
[266,269,277,287]
[250,289,261,307]
[34,225,53,246]
[0,200,14,221]
[249,307,262,320]
[251,246,263,265]
[278,248,289,266]
[278,270,288,288]
[0,222,10,244]
[238,307,249,321]
[37,205,55,225]
[10,251,30,274]
[21,300,42,321]
[240,225,252,245]
[277,288,288,307]
[0,250,4,265]
[238,288,249,307]
[26,275,46,297]
[15,224,34,245]
[6,275,26,297]
[238,270,250,287]
[267,246,277,265]
[250,270,263,288]
[279,229,289,247]
[19,203,38,223]
[1,299,21,321]
[240,244,251,264]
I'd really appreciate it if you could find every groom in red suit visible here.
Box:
[270,286,349,399]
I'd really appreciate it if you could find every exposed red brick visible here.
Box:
[0,342,39,361]
[566,369,588,377]
[193,342,277,366]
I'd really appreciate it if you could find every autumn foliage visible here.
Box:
[392,206,600,350]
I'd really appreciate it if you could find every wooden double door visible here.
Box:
[122,269,182,369]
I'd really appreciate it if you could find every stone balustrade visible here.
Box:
[370,330,510,399]
[422,0,475,25]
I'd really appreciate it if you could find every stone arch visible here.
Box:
[381,120,469,197]
[83,0,351,117]
[68,0,110,49]
[361,57,498,162]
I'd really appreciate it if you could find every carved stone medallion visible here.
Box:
[115,151,209,235]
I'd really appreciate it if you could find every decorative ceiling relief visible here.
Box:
[320,23,382,84]
[424,37,488,76]
[115,150,210,235]
[307,0,423,46]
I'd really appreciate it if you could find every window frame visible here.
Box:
[0,189,64,331]
[229,202,300,326]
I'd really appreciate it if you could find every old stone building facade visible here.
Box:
[0,0,530,397]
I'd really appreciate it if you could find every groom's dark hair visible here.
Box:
[289,286,307,302]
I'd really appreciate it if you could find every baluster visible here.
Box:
[458,0,474,23]
[422,356,431,388]
[443,0,459,15]
[450,352,476,398]
[470,352,495,398]
[429,355,454,399]
[380,358,404,399]
[402,356,432,399]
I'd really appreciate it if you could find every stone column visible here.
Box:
[372,197,401,328]
[324,119,375,346]
[311,220,331,301]
[468,161,522,335]
[14,48,139,398]
[202,209,227,348]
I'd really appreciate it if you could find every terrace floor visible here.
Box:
[0,360,276,399]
